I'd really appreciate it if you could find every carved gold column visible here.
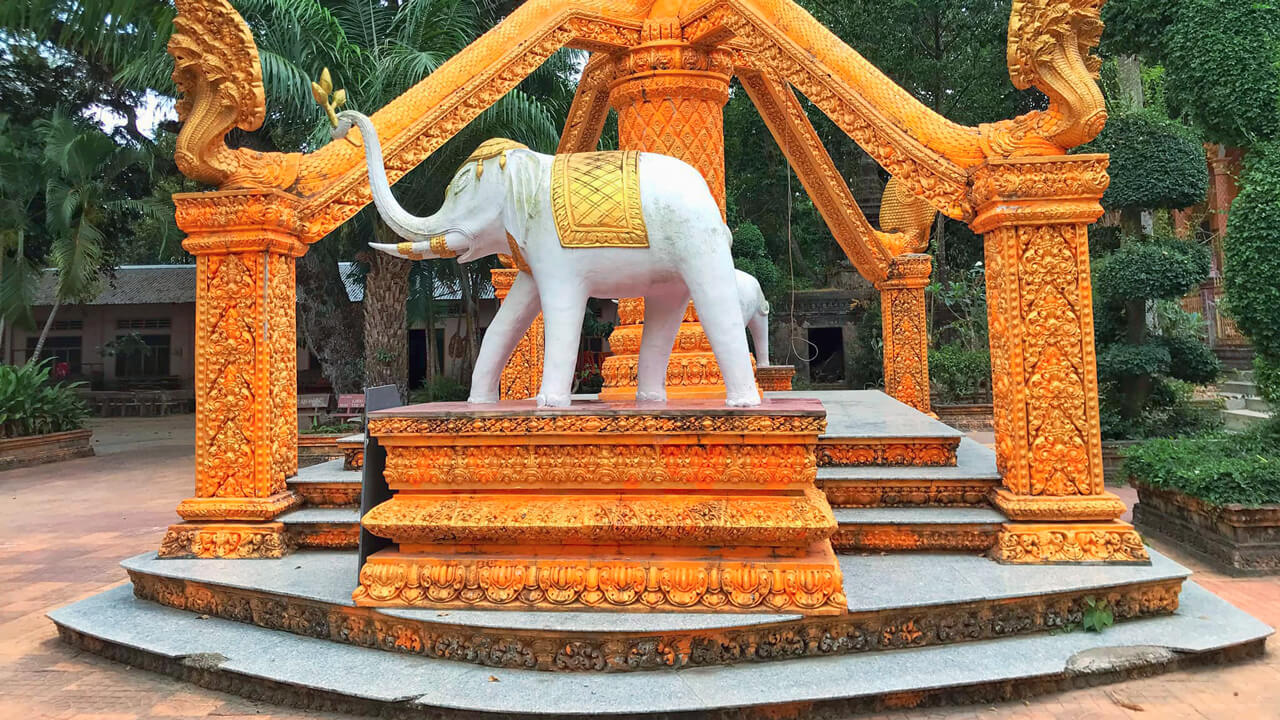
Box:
[877,254,932,415]
[972,156,1146,564]
[158,189,304,558]
[598,19,738,400]
[491,265,543,399]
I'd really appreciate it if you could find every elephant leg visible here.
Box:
[635,290,690,402]
[535,286,588,408]
[685,267,761,407]
[468,272,540,403]
[748,312,770,368]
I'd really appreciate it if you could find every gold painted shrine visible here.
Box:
[155,0,1147,568]
[49,0,1279,714]
[355,398,846,614]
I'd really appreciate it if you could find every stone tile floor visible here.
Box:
[0,416,1276,720]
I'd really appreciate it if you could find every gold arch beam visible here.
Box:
[558,53,615,154]
[176,0,1105,234]
[736,67,896,282]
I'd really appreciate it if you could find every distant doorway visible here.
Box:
[807,327,845,384]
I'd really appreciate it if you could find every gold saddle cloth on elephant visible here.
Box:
[550,150,648,248]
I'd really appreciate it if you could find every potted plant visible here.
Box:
[0,359,93,470]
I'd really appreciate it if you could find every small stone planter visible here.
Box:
[933,402,993,431]
[296,433,346,468]
[1101,440,1141,486]
[0,429,94,471]
[1133,482,1280,575]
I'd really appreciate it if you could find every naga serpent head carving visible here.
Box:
[980,0,1108,157]
[168,0,299,189]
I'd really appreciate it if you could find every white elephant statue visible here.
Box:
[735,270,771,367]
[335,110,761,407]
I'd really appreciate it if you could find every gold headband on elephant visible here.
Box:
[458,138,529,179]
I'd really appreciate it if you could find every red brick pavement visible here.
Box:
[0,417,1275,720]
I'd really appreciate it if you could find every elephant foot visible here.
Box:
[536,393,572,408]
[636,391,667,403]
[467,393,499,404]
[725,393,763,407]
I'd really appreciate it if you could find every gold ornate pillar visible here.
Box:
[971,157,1147,564]
[877,254,932,415]
[159,189,304,558]
[598,20,738,400]
[491,265,544,399]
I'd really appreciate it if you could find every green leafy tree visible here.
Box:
[1077,82,1216,436]
[1225,144,1280,413]
[31,111,168,360]
[731,222,783,302]
[4,0,575,395]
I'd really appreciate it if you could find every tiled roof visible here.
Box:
[338,262,494,303]
[32,265,197,306]
[32,263,493,306]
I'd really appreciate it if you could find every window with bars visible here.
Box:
[117,318,171,330]
[25,336,82,373]
[114,334,171,377]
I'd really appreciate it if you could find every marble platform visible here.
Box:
[52,576,1271,717]
[771,390,963,466]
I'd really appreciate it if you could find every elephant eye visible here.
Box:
[450,166,473,195]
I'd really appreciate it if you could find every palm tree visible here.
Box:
[0,114,42,353]
[30,111,161,360]
[237,0,573,398]
[5,0,576,392]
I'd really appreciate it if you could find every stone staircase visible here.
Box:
[281,434,362,549]
[771,391,1005,554]
[280,393,1008,555]
[1219,368,1273,431]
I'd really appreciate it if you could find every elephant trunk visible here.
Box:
[333,110,461,260]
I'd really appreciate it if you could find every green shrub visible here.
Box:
[0,359,88,438]
[848,299,883,390]
[1091,236,1210,306]
[1225,143,1280,361]
[1255,354,1280,410]
[929,345,991,404]
[1163,0,1280,147]
[731,221,783,302]
[1099,377,1221,441]
[1080,110,1207,213]
[1124,425,1280,506]
[1092,234,1217,437]
[410,375,469,403]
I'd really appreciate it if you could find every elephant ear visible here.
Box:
[502,149,544,247]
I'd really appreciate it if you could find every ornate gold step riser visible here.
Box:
[353,544,848,614]
[290,484,361,508]
[381,442,818,491]
[366,488,835,547]
[831,524,1000,553]
[817,438,960,468]
[821,481,1001,508]
[289,523,360,549]
[127,567,1186,673]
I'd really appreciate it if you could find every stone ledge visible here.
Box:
[110,549,1201,673]
[1135,501,1280,576]
[49,582,1270,716]
[0,428,94,471]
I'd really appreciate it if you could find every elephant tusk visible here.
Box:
[369,236,459,261]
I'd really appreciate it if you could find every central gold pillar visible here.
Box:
[598,20,739,400]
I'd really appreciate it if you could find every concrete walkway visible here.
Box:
[0,417,1275,719]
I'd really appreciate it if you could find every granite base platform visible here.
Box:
[51,576,1271,718]
[770,391,963,466]
[84,547,1214,674]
